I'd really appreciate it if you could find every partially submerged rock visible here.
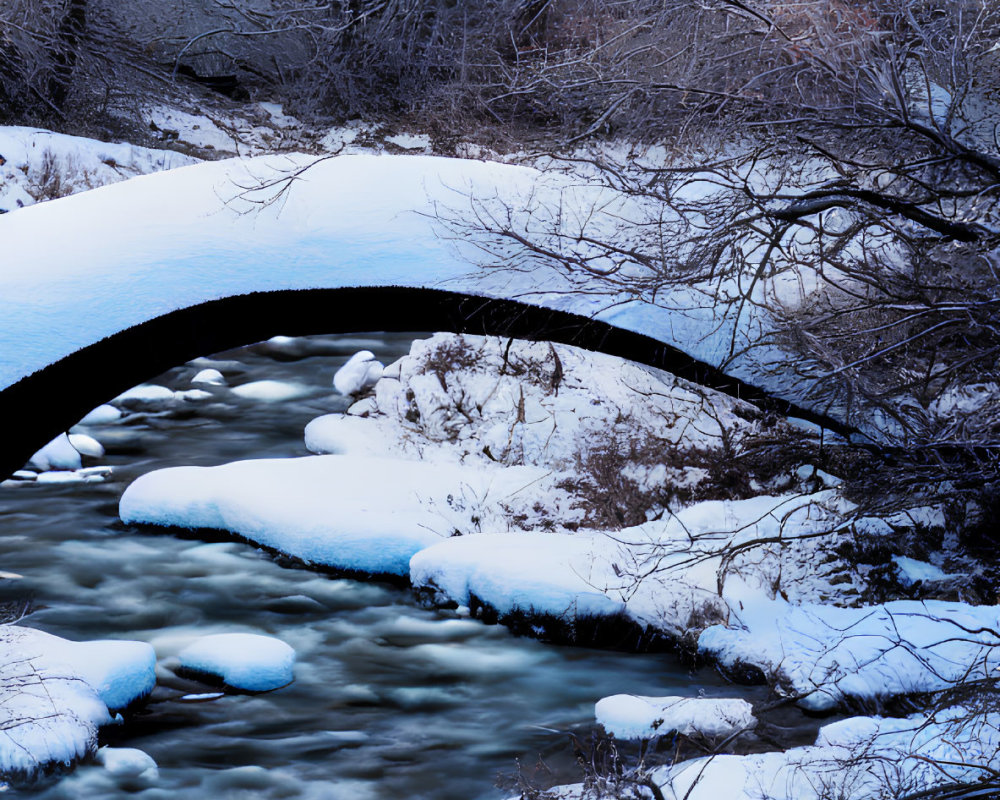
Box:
[177,633,294,692]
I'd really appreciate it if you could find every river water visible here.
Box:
[0,332,757,799]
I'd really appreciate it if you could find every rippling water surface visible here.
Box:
[0,332,754,799]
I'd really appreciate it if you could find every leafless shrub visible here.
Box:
[26,148,94,201]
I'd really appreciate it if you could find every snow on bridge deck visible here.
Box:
[0,153,838,476]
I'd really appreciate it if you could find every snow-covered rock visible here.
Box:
[0,626,155,778]
[595,695,755,740]
[892,555,956,586]
[113,384,176,404]
[79,404,123,425]
[231,380,311,402]
[95,747,158,780]
[177,633,295,691]
[333,351,384,396]
[68,433,104,458]
[29,433,82,471]
[303,414,396,457]
[119,455,552,575]
[191,368,226,386]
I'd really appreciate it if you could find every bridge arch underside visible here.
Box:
[0,286,846,479]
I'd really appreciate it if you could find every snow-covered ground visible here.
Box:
[0,127,197,214]
[535,706,1000,800]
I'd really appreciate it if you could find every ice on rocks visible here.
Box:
[120,455,551,575]
[333,351,384,396]
[178,633,295,692]
[35,467,110,484]
[595,695,755,740]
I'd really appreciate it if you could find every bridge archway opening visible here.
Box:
[0,286,846,479]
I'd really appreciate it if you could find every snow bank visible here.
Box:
[0,126,197,214]
[178,633,294,691]
[310,334,777,477]
[698,598,1000,712]
[27,630,157,711]
[596,695,755,740]
[0,626,155,778]
[120,454,551,575]
[654,707,1000,800]
[411,490,847,637]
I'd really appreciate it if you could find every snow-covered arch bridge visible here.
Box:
[0,153,842,477]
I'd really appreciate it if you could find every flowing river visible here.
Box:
[0,332,765,799]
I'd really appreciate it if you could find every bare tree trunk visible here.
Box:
[47,0,87,111]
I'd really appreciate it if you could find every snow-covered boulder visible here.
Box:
[79,404,123,425]
[411,490,848,639]
[595,695,755,740]
[95,747,158,780]
[410,532,628,623]
[303,414,399,457]
[178,633,295,691]
[113,385,176,404]
[28,433,82,471]
[231,380,311,402]
[191,368,226,386]
[68,433,104,459]
[0,626,155,779]
[333,351,384,396]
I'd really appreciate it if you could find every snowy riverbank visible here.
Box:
[110,332,1000,799]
